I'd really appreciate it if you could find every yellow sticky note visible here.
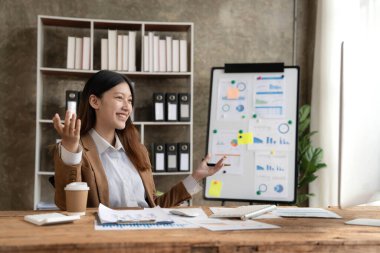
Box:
[237,132,253,145]
[227,87,239,99]
[208,180,222,197]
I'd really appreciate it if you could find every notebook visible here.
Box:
[24,213,80,226]
[210,205,277,220]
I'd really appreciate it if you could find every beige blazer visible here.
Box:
[54,133,191,210]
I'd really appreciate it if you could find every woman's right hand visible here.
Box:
[52,111,81,153]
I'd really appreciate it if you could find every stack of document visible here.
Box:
[98,203,174,225]
[273,207,341,219]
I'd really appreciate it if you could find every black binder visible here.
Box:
[77,91,82,111]
[165,143,178,172]
[178,143,190,172]
[178,93,190,121]
[166,93,178,121]
[152,143,165,172]
[153,93,165,121]
[66,90,80,115]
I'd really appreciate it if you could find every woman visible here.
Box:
[52,70,225,209]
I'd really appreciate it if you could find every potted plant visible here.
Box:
[297,104,327,206]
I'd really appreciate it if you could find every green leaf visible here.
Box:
[296,104,327,206]
[300,174,318,186]
[299,105,311,122]
[296,192,314,205]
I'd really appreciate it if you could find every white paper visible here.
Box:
[164,208,208,220]
[345,218,380,227]
[101,38,108,70]
[210,130,243,175]
[180,153,189,171]
[192,218,280,231]
[128,31,136,71]
[122,35,129,71]
[108,30,117,70]
[66,36,75,69]
[172,40,179,72]
[25,213,80,226]
[253,151,289,198]
[248,119,294,151]
[98,203,173,224]
[216,78,249,121]
[95,206,201,230]
[155,102,164,120]
[148,32,154,72]
[168,103,177,120]
[67,101,77,116]
[82,37,90,70]
[180,104,189,118]
[273,207,342,218]
[153,36,159,72]
[166,36,172,72]
[165,208,279,231]
[143,35,149,71]
[179,39,187,72]
[95,220,199,230]
[117,35,123,71]
[155,153,165,171]
[74,37,83,69]
[159,39,166,72]
[253,73,286,118]
[168,154,176,169]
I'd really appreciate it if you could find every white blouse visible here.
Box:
[60,129,201,208]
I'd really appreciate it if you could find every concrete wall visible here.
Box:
[0,0,316,210]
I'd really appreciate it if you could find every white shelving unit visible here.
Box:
[34,15,194,210]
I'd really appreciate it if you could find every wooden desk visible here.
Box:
[1,207,380,253]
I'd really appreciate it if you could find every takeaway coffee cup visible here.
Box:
[64,182,89,216]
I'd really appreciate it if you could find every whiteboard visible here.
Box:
[204,66,299,203]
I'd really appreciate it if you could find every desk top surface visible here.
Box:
[1,206,380,253]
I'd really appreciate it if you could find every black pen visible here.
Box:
[207,163,231,167]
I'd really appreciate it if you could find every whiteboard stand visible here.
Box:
[204,63,299,205]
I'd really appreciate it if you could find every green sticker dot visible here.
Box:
[253,114,257,118]
[213,129,217,133]
[239,130,243,134]
[288,120,293,125]
[231,80,236,84]
[256,191,261,195]
[242,115,246,119]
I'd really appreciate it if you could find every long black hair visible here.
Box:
[78,70,150,171]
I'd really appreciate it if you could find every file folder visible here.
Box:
[152,144,165,172]
[77,91,82,110]
[178,143,190,172]
[178,93,190,121]
[153,93,165,121]
[165,143,178,172]
[66,90,79,116]
[166,93,178,121]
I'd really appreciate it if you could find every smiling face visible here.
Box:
[90,82,133,135]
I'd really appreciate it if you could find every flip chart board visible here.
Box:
[205,64,299,203]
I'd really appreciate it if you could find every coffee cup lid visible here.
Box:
[64,182,90,191]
